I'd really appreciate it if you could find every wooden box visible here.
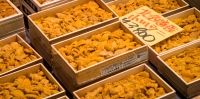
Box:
[28,0,119,65]
[20,0,36,16]
[10,0,20,7]
[57,96,69,99]
[0,0,25,37]
[157,39,200,98]
[0,63,66,99]
[149,8,200,68]
[51,21,148,91]
[106,0,189,17]
[22,0,71,12]
[192,95,200,99]
[73,63,176,99]
[0,27,26,41]
[0,34,42,77]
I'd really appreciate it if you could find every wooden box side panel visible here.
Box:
[31,36,52,65]
[0,17,24,36]
[10,0,20,7]
[57,96,69,99]
[0,28,26,41]
[52,63,78,94]
[28,17,50,49]
[74,64,175,99]
[148,45,159,66]
[156,40,200,98]
[28,15,52,64]
[51,47,76,79]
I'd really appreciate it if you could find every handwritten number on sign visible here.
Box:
[122,17,155,42]
[133,28,155,42]
[122,18,131,23]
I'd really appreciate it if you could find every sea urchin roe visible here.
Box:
[0,0,17,19]
[58,28,142,71]
[109,0,180,17]
[81,71,166,99]
[0,42,38,74]
[152,14,200,54]
[0,70,59,99]
[165,48,200,83]
[34,0,113,39]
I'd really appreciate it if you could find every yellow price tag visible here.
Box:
[120,6,183,46]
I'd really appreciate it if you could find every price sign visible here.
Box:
[120,6,183,46]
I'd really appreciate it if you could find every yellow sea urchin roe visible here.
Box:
[165,48,200,83]
[81,71,166,99]
[0,42,38,74]
[0,70,59,98]
[152,14,200,54]
[34,0,113,39]
[0,0,17,19]
[58,28,142,71]
[109,0,180,17]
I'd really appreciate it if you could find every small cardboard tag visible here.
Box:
[120,6,183,46]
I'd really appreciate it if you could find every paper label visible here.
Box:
[24,0,38,12]
[101,55,137,76]
[136,51,148,62]
[120,6,183,46]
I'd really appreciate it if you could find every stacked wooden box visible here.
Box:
[0,0,25,40]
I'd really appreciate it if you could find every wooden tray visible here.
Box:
[22,0,71,12]
[149,8,200,68]
[57,95,69,99]
[0,63,66,99]
[73,63,176,99]
[0,0,24,38]
[0,34,42,77]
[0,27,26,41]
[10,0,20,7]
[28,0,118,65]
[158,39,200,98]
[52,21,148,89]
[106,0,189,17]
